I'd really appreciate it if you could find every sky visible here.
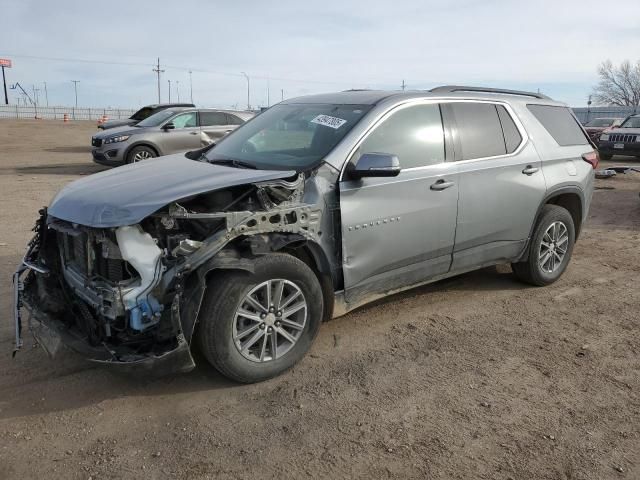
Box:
[1,0,639,109]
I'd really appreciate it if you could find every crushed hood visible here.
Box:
[48,154,295,227]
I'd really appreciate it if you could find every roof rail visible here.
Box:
[429,85,550,100]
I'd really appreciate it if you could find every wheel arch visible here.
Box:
[517,186,584,262]
[123,142,161,161]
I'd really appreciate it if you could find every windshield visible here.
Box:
[205,103,372,170]
[136,109,179,127]
[620,117,640,129]
[130,106,155,121]
[585,118,615,127]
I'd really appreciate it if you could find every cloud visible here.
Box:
[1,0,639,107]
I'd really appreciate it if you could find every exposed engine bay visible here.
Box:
[14,173,324,373]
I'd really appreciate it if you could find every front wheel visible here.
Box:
[126,145,156,163]
[197,253,323,383]
[512,205,575,286]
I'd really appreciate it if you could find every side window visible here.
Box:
[527,105,590,146]
[170,112,197,128]
[449,103,506,160]
[356,103,445,169]
[200,112,227,126]
[496,105,522,153]
[226,114,244,125]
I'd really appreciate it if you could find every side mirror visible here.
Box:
[163,122,175,131]
[350,153,401,179]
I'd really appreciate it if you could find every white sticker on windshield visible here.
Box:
[311,114,347,129]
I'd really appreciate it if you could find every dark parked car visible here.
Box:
[583,117,624,143]
[97,102,195,130]
[597,114,640,160]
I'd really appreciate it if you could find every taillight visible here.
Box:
[582,151,599,169]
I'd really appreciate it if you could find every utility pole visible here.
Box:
[43,82,49,106]
[401,80,406,91]
[1,66,8,105]
[168,79,171,102]
[152,58,164,103]
[241,72,250,110]
[176,80,180,102]
[281,89,284,102]
[189,70,193,103]
[267,78,270,107]
[71,80,80,119]
[32,85,40,105]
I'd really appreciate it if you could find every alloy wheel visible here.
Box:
[538,221,569,274]
[233,279,307,363]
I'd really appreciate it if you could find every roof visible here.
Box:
[283,86,561,106]
[146,103,195,108]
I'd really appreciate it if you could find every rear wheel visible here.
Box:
[197,253,323,383]
[126,145,156,163]
[512,205,575,286]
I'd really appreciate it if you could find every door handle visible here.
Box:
[522,165,539,175]
[189,131,199,135]
[430,179,455,191]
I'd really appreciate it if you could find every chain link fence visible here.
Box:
[573,106,639,124]
[0,105,136,121]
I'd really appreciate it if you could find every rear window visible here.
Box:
[527,105,589,146]
[449,102,507,160]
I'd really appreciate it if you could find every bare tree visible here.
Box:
[593,60,640,106]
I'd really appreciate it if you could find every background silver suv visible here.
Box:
[91,107,253,166]
[16,86,597,383]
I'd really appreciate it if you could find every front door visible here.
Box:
[339,102,459,304]
[157,111,201,154]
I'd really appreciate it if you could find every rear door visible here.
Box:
[200,111,233,144]
[156,111,201,153]
[443,101,546,271]
[339,102,459,303]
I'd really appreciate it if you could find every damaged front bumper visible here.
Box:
[12,216,196,375]
[13,266,196,375]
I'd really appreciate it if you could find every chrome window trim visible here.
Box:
[339,97,529,181]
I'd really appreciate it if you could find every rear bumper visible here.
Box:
[598,141,640,156]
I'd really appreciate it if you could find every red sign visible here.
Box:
[0,59,12,68]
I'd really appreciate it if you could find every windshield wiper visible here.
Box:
[208,158,257,169]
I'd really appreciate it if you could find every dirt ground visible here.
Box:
[0,119,638,480]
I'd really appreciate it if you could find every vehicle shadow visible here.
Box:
[44,146,92,154]
[13,163,108,175]
[0,345,240,420]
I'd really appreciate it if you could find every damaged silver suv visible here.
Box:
[14,87,597,383]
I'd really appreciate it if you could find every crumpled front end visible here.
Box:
[13,209,196,375]
[13,173,324,374]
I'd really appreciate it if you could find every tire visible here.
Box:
[512,205,575,286]
[599,153,612,161]
[197,253,323,383]
[126,145,156,164]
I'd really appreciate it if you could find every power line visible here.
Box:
[1,52,377,87]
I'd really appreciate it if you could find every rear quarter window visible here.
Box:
[496,105,522,154]
[527,105,589,146]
